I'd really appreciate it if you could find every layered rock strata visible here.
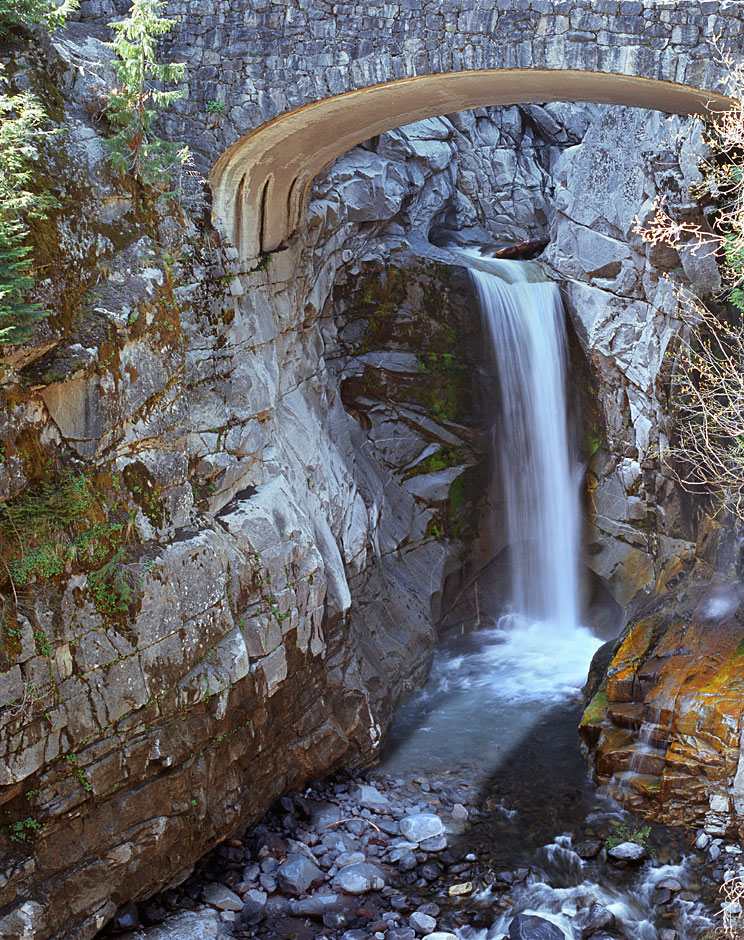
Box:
[581,563,744,842]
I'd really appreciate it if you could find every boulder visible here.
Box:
[399,814,445,843]
[577,904,616,939]
[509,914,565,940]
[201,883,243,911]
[332,862,387,894]
[275,854,325,896]
[410,911,437,934]
[606,841,649,864]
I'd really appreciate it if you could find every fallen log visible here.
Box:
[490,236,549,260]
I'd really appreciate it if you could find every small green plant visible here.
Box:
[205,100,224,114]
[605,821,651,850]
[63,753,92,792]
[87,548,138,617]
[5,815,44,843]
[105,0,190,190]
[33,629,51,657]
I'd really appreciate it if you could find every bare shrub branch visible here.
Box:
[633,39,744,519]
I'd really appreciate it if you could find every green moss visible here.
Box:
[403,444,460,480]
[580,687,608,727]
[629,511,657,533]
[732,635,744,658]
[584,423,604,460]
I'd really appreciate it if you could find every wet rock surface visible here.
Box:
[582,578,744,842]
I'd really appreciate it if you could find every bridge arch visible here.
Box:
[209,69,733,259]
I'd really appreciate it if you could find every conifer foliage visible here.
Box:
[0,0,78,37]
[0,69,58,344]
[105,0,189,190]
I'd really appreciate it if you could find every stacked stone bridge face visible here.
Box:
[79,0,743,257]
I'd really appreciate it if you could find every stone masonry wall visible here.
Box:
[68,0,744,180]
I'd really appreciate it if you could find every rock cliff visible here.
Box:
[0,24,736,940]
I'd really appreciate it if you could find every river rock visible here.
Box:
[410,911,437,934]
[275,854,325,896]
[311,802,343,829]
[419,834,448,852]
[575,840,602,859]
[509,914,565,940]
[337,851,367,868]
[607,841,649,864]
[332,862,387,894]
[358,784,391,811]
[422,934,459,940]
[397,849,418,872]
[239,889,267,924]
[116,910,222,940]
[291,893,342,917]
[202,882,243,911]
[111,902,140,932]
[400,814,445,843]
[656,877,682,892]
[578,904,616,938]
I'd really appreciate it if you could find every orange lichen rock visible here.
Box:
[586,583,744,834]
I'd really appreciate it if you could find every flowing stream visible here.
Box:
[379,253,717,939]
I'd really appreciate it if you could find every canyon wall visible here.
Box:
[0,23,737,940]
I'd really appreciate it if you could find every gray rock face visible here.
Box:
[116,910,222,940]
[400,814,445,843]
[544,104,710,619]
[275,855,325,897]
[331,861,387,894]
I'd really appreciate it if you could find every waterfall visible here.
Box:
[461,251,581,631]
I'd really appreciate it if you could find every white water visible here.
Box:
[463,252,581,630]
[461,830,715,940]
[381,252,601,777]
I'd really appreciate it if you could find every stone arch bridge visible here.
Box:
[80,0,744,257]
